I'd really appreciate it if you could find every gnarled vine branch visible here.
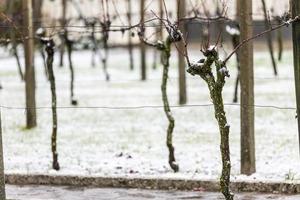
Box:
[39,37,60,171]
[138,22,182,172]
[187,47,233,200]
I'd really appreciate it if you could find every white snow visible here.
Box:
[0,46,299,183]
[226,25,240,36]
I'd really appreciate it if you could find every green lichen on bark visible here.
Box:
[138,25,181,172]
[45,40,60,171]
[159,37,179,172]
[187,48,233,200]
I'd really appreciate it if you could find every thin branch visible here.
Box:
[223,15,300,64]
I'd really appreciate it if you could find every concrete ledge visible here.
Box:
[5,174,300,194]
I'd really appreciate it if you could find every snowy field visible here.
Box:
[0,46,299,183]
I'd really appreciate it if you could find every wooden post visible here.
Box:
[0,111,6,200]
[292,0,300,155]
[23,0,37,129]
[177,0,187,104]
[33,0,43,29]
[239,0,256,175]
[140,0,147,80]
[236,0,240,20]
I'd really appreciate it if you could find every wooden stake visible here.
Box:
[23,0,37,129]
[33,0,43,29]
[239,0,256,175]
[140,0,147,80]
[177,0,187,104]
[292,0,300,156]
[59,0,67,67]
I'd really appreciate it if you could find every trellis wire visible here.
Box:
[0,103,296,111]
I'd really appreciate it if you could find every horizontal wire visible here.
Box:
[1,75,294,84]
[0,21,286,29]
[0,103,296,111]
[34,77,295,83]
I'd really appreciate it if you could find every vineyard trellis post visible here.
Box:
[292,0,300,155]
[239,0,256,175]
[0,111,6,200]
[140,0,147,80]
[177,0,187,105]
[23,0,37,129]
[33,0,43,29]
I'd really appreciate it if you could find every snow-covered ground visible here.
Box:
[0,46,299,183]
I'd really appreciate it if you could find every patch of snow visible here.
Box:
[0,48,299,183]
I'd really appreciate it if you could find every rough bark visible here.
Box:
[161,37,179,173]
[45,39,60,171]
[187,48,233,200]
[139,27,181,172]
